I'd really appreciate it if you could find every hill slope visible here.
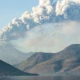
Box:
[16,52,54,71]
[16,44,80,76]
[0,60,38,76]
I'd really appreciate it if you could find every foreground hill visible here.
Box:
[16,44,80,76]
[0,60,38,76]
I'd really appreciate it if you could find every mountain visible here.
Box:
[0,41,34,65]
[0,60,38,76]
[16,44,80,76]
[16,52,54,71]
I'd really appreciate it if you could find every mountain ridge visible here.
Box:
[16,44,80,76]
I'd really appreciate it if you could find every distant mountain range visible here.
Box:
[0,60,38,76]
[16,44,80,76]
[0,41,34,65]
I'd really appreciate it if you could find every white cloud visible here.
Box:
[55,0,80,19]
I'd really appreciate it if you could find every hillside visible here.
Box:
[0,60,38,76]
[16,44,80,76]
[16,52,54,71]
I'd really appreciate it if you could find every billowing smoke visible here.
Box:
[56,0,80,20]
[0,0,54,41]
[1,0,80,41]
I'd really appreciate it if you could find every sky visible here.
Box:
[1,0,80,53]
[0,0,39,31]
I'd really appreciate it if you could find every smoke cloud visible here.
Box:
[0,0,80,52]
[1,0,80,41]
[56,0,80,20]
